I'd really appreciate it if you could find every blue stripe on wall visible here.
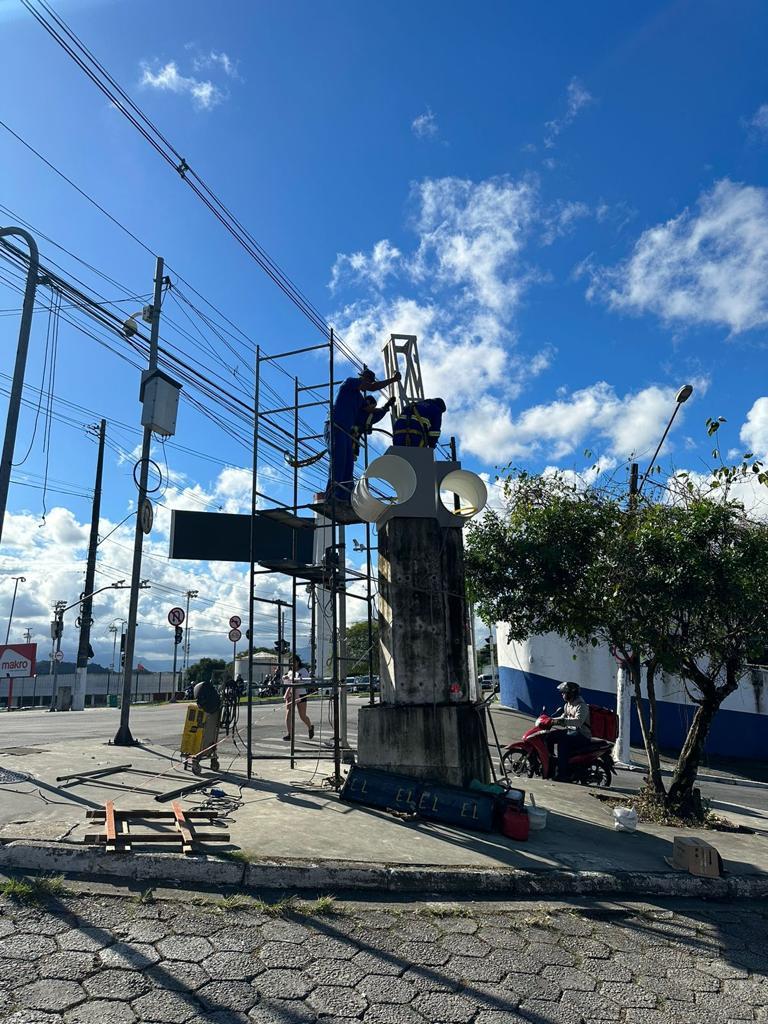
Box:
[499,666,765,761]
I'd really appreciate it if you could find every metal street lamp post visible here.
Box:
[5,576,26,644]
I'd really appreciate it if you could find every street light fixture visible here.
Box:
[5,576,26,644]
[637,384,694,496]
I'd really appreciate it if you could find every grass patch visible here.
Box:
[1,874,67,903]
[416,904,467,918]
[211,848,253,864]
[305,894,343,916]
[133,887,155,905]
[214,893,254,913]
[252,895,299,917]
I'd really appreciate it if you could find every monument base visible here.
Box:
[357,703,490,788]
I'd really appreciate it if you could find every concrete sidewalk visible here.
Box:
[0,728,767,897]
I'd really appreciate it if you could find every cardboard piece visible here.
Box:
[664,836,723,877]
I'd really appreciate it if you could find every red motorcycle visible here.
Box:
[500,707,618,788]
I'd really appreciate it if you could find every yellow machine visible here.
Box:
[180,705,220,772]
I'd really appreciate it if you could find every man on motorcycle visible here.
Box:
[547,681,592,781]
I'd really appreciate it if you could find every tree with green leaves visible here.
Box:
[346,618,379,676]
[466,442,768,820]
[184,657,226,685]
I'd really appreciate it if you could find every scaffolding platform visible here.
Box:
[308,500,362,525]
[258,559,332,583]
[257,508,315,530]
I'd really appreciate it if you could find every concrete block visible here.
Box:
[357,703,490,787]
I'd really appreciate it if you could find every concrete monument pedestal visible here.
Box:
[357,703,489,787]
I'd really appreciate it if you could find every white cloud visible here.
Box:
[459,380,703,464]
[748,103,768,137]
[193,50,240,79]
[587,179,768,334]
[411,107,438,139]
[330,240,402,291]
[140,60,224,110]
[544,77,594,147]
[740,397,768,456]
[541,200,591,244]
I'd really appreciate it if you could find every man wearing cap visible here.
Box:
[325,367,400,503]
[547,681,592,782]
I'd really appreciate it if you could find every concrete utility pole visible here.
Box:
[23,628,31,644]
[181,589,199,676]
[114,257,164,746]
[74,419,106,711]
[0,228,39,548]
[613,462,639,767]
[5,576,26,644]
[50,600,66,710]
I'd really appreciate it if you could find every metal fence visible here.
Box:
[0,671,179,708]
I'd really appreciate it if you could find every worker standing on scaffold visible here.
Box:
[351,394,396,459]
[393,398,446,449]
[325,366,400,504]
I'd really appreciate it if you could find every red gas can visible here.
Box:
[499,805,530,841]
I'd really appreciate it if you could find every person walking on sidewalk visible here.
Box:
[282,654,315,741]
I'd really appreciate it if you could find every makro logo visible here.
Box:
[1,659,29,670]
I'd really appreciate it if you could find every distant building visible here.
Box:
[234,651,280,682]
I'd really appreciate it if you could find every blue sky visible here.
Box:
[1,0,768,668]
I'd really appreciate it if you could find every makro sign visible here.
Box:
[0,643,37,678]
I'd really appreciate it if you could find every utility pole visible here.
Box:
[74,419,106,711]
[50,600,66,710]
[182,589,199,676]
[23,628,31,644]
[613,462,639,767]
[5,576,26,644]
[114,257,165,746]
[0,228,39,548]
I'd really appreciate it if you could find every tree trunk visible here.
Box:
[668,659,739,820]
[628,654,665,795]
[667,698,718,819]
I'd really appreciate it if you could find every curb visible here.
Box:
[1,841,767,899]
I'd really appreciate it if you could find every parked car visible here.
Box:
[479,673,497,690]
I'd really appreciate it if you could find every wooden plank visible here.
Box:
[105,801,117,852]
[172,801,195,855]
[84,831,229,844]
[86,808,218,820]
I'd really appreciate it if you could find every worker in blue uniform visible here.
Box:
[325,367,400,503]
[351,395,396,459]
[392,398,446,449]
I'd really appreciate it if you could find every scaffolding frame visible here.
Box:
[245,331,380,790]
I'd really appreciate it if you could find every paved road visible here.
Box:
[1,887,767,1023]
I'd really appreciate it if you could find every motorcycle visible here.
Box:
[500,708,617,788]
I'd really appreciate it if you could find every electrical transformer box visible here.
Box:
[140,368,182,437]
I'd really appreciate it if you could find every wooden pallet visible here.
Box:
[84,801,230,855]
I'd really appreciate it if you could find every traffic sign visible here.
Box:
[54,650,64,662]
[228,628,242,643]
[229,615,241,630]
[140,498,154,535]
[168,607,185,626]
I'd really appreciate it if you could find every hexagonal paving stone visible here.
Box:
[64,999,136,1024]
[363,1007,428,1024]
[439,934,491,959]
[392,921,441,943]
[203,951,264,982]
[208,927,263,953]
[248,999,317,1023]
[503,971,561,1003]
[469,983,520,1014]
[309,984,369,1017]
[260,920,310,944]
[444,955,506,983]
[518,998,584,1024]
[475,1013,526,1024]
[434,916,479,935]
[124,920,168,943]
[0,956,40,990]
[0,934,58,960]
[256,941,313,970]
[197,981,260,1013]
[599,982,657,1009]
[358,975,417,1005]
[401,966,459,994]
[147,961,210,993]
[580,957,633,983]
[17,980,86,1012]
[411,992,477,1022]
[2,1012,67,1024]
[99,942,160,970]
[394,942,449,968]
[255,969,313,1000]
[354,912,398,931]
[475,927,527,952]
[58,928,112,953]
[541,966,596,992]
[302,935,359,961]
[353,951,404,977]
[304,959,366,987]
[156,936,213,962]
[525,943,576,968]
[39,953,99,981]
[561,988,622,1021]
[83,969,150,1002]
[130,989,200,1023]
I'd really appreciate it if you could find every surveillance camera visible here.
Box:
[123,316,139,338]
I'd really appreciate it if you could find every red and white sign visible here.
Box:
[229,615,241,630]
[0,643,37,678]
[168,607,185,626]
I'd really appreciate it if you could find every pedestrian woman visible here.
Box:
[282,654,315,741]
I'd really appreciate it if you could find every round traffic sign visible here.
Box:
[168,607,185,626]
[228,628,242,643]
[140,497,154,535]
[229,615,242,630]
[54,650,64,662]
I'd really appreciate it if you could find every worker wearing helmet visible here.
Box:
[547,681,592,781]
[325,367,401,503]
[351,395,395,459]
